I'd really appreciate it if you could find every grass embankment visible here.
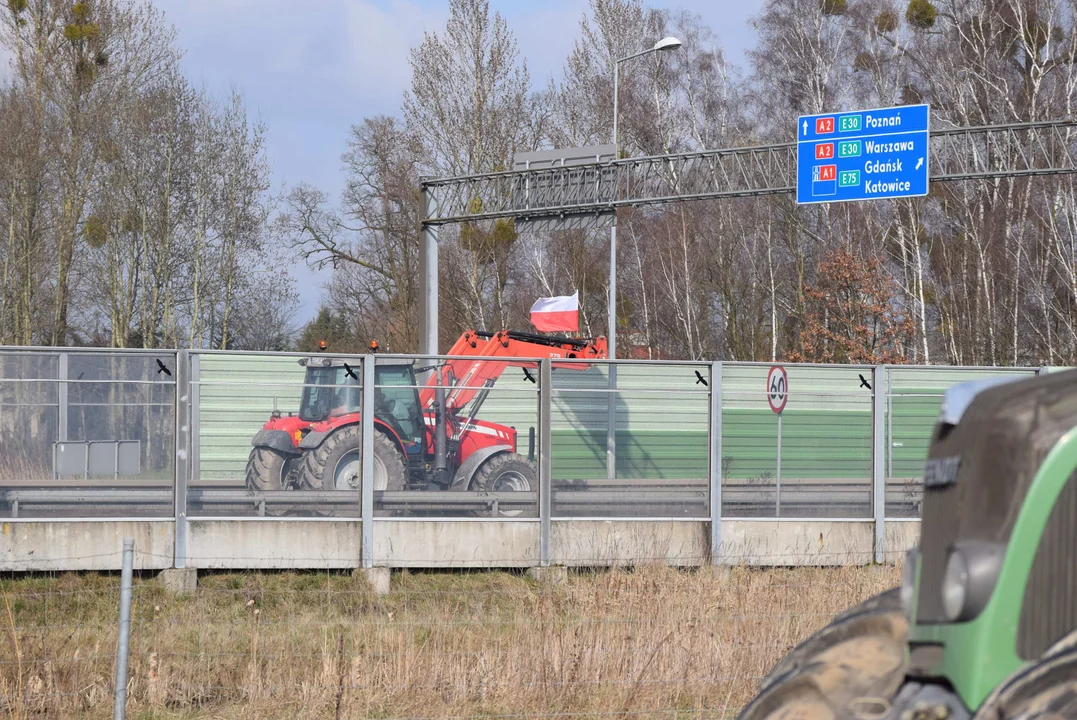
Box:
[0,564,899,719]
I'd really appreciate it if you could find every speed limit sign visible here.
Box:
[767,365,788,414]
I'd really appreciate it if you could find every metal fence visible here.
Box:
[0,346,1047,560]
[0,349,176,519]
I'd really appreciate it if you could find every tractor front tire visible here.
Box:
[245,446,294,491]
[298,426,406,494]
[974,645,1077,719]
[470,453,536,517]
[736,587,908,720]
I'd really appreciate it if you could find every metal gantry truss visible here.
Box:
[422,119,1077,225]
[416,118,1077,355]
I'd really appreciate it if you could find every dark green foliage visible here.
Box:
[63,22,99,42]
[853,51,877,72]
[84,215,108,248]
[460,216,517,265]
[821,0,847,15]
[906,0,937,30]
[874,10,899,34]
[1024,20,1050,53]
[74,56,95,86]
[902,84,924,104]
[296,306,357,353]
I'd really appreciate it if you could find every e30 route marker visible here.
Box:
[767,365,788,414]
[796,103,929,205]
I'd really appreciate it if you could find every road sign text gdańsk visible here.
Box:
[796,104,929,205]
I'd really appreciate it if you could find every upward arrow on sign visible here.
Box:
[802,120,808,136]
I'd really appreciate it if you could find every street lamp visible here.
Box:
[608,36,681,359]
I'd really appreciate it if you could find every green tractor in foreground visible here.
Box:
[738,369,1077,720]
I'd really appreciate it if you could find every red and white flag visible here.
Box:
[529,290,579,332]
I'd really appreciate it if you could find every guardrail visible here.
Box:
[0,480,922,519]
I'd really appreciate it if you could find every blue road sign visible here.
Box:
[796,104,929,205]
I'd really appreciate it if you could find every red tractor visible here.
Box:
[245,330,607,510]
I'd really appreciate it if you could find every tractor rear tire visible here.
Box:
[736,587,908,720]
[245,446,294,491]
[470,453,536,517]
[298,426,406,494]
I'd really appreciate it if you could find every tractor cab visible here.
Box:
[296,357,425,446]
[296,358,361,422]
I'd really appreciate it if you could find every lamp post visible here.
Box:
[604,36,682,482]
[608,36,681,359]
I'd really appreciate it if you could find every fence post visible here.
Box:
[539,358,552,567]
[606,364,617,480]
[174,351,190,570]
[361,355,375,570]
[58,351,69,444]
[775,412,782,518]
[872,365,886,564]
[709,361,722,565]
[113,537,134,720]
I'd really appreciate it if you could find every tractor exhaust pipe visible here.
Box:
[434,366,449,486]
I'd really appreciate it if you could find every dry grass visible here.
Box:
[0,564,899,719]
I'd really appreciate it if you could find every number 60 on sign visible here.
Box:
[767,365,788,414]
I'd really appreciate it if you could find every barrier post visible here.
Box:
[58,352,69,444]
[873,364,887,563]
[361,355,375,569]
[539,358,552,567]
[174,351,190,569]
[709,362,722,565]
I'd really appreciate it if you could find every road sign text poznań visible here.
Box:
[796,104,929,205]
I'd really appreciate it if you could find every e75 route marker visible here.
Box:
[796,103,929,205]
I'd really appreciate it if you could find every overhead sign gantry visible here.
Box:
[796,103,930,204]
[419,117,1077,355]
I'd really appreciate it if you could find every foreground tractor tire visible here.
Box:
[974,645,1077,720]
[245,446,295,491]
[470,452,536,517]
[298,426,406,494]
[736,587,908,720]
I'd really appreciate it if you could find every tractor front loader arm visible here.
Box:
[419,329,608,413]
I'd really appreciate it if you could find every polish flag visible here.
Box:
[529,291,579,333]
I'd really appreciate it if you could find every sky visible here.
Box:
[155,0,766,322]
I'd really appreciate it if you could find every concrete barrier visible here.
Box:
[884,519,921,556]
[551,520,707,567]
[0,518,916,572]
[373,520,540,568]
[719,520,876,566]
[186,519,361,569]
[0,520,174,571]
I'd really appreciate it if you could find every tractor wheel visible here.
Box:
[974,646,1077,719]
[245,446,294,491]
[298,426,406,494]
[470,453,536,518]
[736,587,908,720]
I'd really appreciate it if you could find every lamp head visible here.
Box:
[653,36,682,52]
